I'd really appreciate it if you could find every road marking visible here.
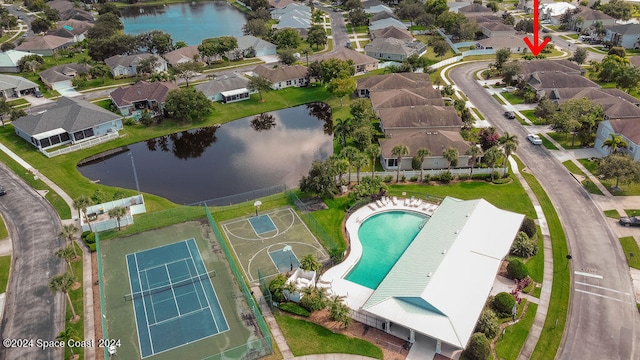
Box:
[575,289,629,303]
[574,271,603,279]
[575,281,631,296]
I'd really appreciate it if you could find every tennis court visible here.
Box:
[221,207,328,282]
[126,239,228,358]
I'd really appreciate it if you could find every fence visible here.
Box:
[195,184,287,207]
[339,167,505,181]
[42,132,119,158]
[204,204,273,358]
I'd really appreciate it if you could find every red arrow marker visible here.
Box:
[523,0,551,56]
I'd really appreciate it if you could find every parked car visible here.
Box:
[34,90,43,98]
[504,111,516,119]
[619,216,640,227]
[527,134,543,145]
[0,185,5,196]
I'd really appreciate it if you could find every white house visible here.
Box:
[594,118,640,160]
[604,23,640,49]
[105,53,168,78]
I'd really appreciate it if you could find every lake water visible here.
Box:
[77,104,333,205]
[120,1,247,45]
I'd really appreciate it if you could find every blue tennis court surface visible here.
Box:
[269,248,300,272]
[248,215,277,235]
[126,239,229,358]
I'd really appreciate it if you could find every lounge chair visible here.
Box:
[368,204,376,211]
[376,200,384,208]
[414,200,423,207]
[404,198,410,206]
[392,196,398,205]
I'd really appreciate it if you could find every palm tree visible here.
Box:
[415,148,431,182]
[602,133,629,154]
[300,46,311,66]
[299,254,322,272]
[352,152,369,184]
[56,328,80,357]
[365,144,381,177]
[55,246,76,276]
[391,144,409,183]
[59,224,79,257]
[108,206,127,231]
[442,147,459,171]
[484,146,504,182]
[72,195,93,232]
[499,132,519,176]
[333,118,352,149]
[340,146,359,184]
[49,272,79,322]
[328,295,352,328]
[333,158,349,186]
[465,145,483,177]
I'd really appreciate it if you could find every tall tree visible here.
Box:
[549,98,603,146]
[274,28,302,48]
[598,153,640,189]
[89,63,111,85]
[327,77,356,106]
[352,152,369,184]
[333,117,352,149]
[73,195,93,232]
[340,146,359,184]
[499,132,518,176]
[465,145,483,177]
[55,246,76,276]
[391,144,409,182]
[108,206,127,231]
[49,272,79,322]
[365,143,381,177]
[433,40,449,59]
[164,88,213,123]
[569,47,588,65]
[171,61,204,87]
[277,48,297,65]
[396,0,426,27]
[56,328,80,358]
[415,148,431,181]
[483,146,503,182]
[137,55,160,75]
[442,147,459,171]
[59,224,79,257]
[247,75,272,102]
[299,159,338,197]
[494,48,511,71]
[602,133,629,154]
[307,24,328,49]
[299,254,322,272]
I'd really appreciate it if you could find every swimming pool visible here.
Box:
[345,211,427,289]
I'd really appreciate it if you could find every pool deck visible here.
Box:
[319,197,438,310]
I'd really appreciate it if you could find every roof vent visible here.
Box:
[454,230,459,234]
[427,272,433,277]
[442,249,447,254]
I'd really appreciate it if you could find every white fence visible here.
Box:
[42,132,120,158]
[80,195,146,232]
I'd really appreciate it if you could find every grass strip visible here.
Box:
[619,236,640,270]
[492,94,506,105]
[562,160,584,176]
[500,91,525,105]
[64,243,84,360]
[0,256,10,293]
[495,303,539,360]
[625,209,640,216]
[274,314,383,359]
[603,209,620,219]
[0,214,7,239]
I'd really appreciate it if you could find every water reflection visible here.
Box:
[307,102,333,135]
[250,113,276,132]
[77,105,332,204]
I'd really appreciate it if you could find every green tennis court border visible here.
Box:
[101,221,270,360]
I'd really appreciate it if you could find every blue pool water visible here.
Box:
[345,211,427,289]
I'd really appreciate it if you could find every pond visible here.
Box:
[120,1,247,46]
[77,104,333,205]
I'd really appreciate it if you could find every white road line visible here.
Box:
[575,281,631,296]
[575,289,629,303]
[574,271,603,279]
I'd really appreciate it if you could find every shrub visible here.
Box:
[122,117,136,126]
[279,302,311,317]
[472,173,491,181]
[422,174,430,183]
[81,231,91,240]
[510,231,538,258]
[492,292,516,317]
[464,332,491,360]
[410,175,419,182]
[474,308,500,339]
[458,174,470,181]
[83,232,96,245]
[520,217,537,238]
[493,176,511,184]
[269,274,288,303]
[400,175,406,182]
[608,46,625,58]
[383,175,393,183]
[507,258,529,280]
[440,171,453,183]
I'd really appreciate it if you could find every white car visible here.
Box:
[527,134,543,145]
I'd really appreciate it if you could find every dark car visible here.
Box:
[619,216,640,227]
[0,185,5,196]
[34,90,43,98]
[504,111,516,119]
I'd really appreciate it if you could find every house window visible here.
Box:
[50,135,61,145]
[40,138,51,148]
[387,158,398,167]
[286,80,292,85]
[60,133,70,142]
[74,131,85,140]
[83,128,94,138]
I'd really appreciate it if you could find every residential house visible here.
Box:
[370,88,444,109]
[195,75,255,103]
[39,63,91,90]
[570,7,616,32]
[15,35,74,56]
[370,11,400,23]
[163,46,204,67]
[595,118,640,160]
[525,71,600,98]
[272,4,312,34]
[370,25,414,41]
[48,19,93,42]
[252,64,309,89]
[314,48,379,74]
[12,97,123,150]
[377,105,462,137]
[364,38,427,61]
[105,53,168,78]
[0,50,33,73]
[370,18,408,31]
[379,130,471,170]
[476,20,517,38]
[518,59,584,78]
[228,35,277,61]
[47,0,94,22]
[268,0,296,8]
[364,4,394,14]
[548,87,640,106]
[356,73,432,97]
[475,36,527,52]
[458,3,494,18]
[0,74,39,98]
[604,23,640,49]
[539,2,576,24]
[109,81,178,117]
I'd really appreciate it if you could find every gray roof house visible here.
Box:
[364,4,393,14]
[370,25,413,41]
[163,46,203,67]
[370,87,445,109]
[228,35,277,60]
[595,118,640,160]
[356,73,432,97]
[525,71,600,98]
[15,35,74,56]
[0,50,33,73]
[252,64,309,89]
[570,7,616,32]
[370,11,400,23]
[105,53,168,78]
[478,21,517,38]
[47,0,94,22]
[39,63,91,90]
[604,23,640,49]
[548,87,640,106]
[475,35,527,52]
[518,59,584,78]
[0,74,39,98]
[365,38,427,61]
[195,75,255,103]
[379,130,471,170]
[458,3,494,17]
[370,18,408,31]
[314,48,379,74]
[12,97,123,151]
[48,19,93,42]
[377,105,462,136]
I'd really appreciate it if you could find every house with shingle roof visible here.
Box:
[109,81,178,117]
[525,71,600,98]
[356,73,432,97]
[379,130,471,170]
[47,0,94,22]
[571,6,616,32]
[195,75,255,103]
[548,87,640,106]
[370,11,400,23]
[48,19,93,42]
[105,53,168,78]
[0,50,33,73]
[518,59,584,78]
[365,38,427,61]
[12,97,122,151]
[39,63,91,90]
[314,48,379,74]
[268,0,295,8]
[16,35,74,56]
[458,3,494,17]
[475,36,527,52]
[370,18,408,31]
[365,4,393,14]
[252,64,308,89]
[377,105,462,136]
[228,35,277,60]
[595,117,640,160]
[370,25,413,41]
[604,23,640,49]
[370,88,444,109]
[478,21,517,38]
[163,46,205,67]
[0,74,39,98]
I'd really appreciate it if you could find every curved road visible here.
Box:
[0,162,65,360]
[450,61,640,360]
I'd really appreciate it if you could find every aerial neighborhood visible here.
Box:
[0,0,639,360]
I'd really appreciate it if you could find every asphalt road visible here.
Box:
[450,62,640,360]
[0,162,65,360]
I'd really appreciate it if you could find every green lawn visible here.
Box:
[0,256,10,293]
[619,236,640,270]
[526,232,544,283]
[547,132,583,150]
[578,159,640,195]
[65,243,84,360]
[626,209,640,216]
[0,214,7,240]
[562,160,584,176]
[274,314,383,359]
[500,91,525,105]
[519,110,546,125]
[492,94,506,105]
[539,136,557,150]
[577,158,598,174]
[604,209,621,218]
[309,196,351,253]
[495,303,539,360]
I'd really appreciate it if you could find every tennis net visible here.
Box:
[124,270,216,301]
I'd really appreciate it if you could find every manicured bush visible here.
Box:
[400,175,407,182]
[84,232,96,245]
[520,217,537,238]
[507,258,529,280]
[474,308,500,339]
[458,174,470,181]
[464,332,491,360]
[492,292,516,317]
[440,171,453,183]
[410,175,419,182]
[81,231,91,240]
[269,274,288,303]
[383,175,393,183]
[608,46,625,57]
[422,174,430,183]
[510,231,538,258]
[279,302,311,317]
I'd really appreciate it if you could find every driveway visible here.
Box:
[450,61,640,360]
[23,94,53,106]
[0,162,65,360]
